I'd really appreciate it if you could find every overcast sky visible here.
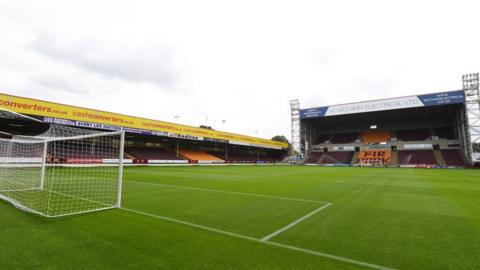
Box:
[0,0,479,140]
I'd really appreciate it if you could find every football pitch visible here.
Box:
[1,166,479,270]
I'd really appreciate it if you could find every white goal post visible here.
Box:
[0,109,125,217]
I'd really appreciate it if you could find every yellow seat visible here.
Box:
[179,149,223,161]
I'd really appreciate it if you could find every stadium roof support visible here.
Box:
[290,99,301,156]
[462,73,480,165]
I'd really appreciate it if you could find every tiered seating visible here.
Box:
[210,152,258,163]
[330,133,358,144]
[305,152,354,164]
[319,151,353,164]
[258,155,283,163]
[305,152,323,163]
[264,152,288,162]
[124,152,136,159]
[4,148,43,158]
[396,129,430,141]
[231,154,258,163]
[126,147,184,160]
[441,149,465,166]
[358,150,391,165]
[180,149,224,163]
[434,127,455,140]
[362,131,391,144]
[398,150,437,165]
[49,145,119,163]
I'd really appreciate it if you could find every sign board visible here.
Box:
[0,93,288,149]
[300,90,465,119]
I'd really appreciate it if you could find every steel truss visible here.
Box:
[290,99,301,157]
[462,73,480,166]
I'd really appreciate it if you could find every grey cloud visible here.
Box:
[32,75,89,94]
[312,48,338,67]
[30,34,183,87]
[352,74,400,98]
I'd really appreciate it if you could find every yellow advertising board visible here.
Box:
[0,93,288,149]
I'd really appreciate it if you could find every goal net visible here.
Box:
[0,109,125,217]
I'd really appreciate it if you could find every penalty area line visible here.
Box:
[121,207,395,270]
[124,180,330,204]
[260,202,332,242]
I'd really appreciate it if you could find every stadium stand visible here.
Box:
[319,151,353,164]
[362,131,391,144]
[259,154,284,163]
[315,134,331,144]
[434,127,456,140]
[330,133,358,144]
[300,87,479,167]
[441,149,465,166]
[126,147,184,161]
[48,144,122,164]
[398,150,438,165]
[124,152,136,160]
[396,129,431,141]
[305,152,323,163]
[179,149,224,163]
[209,152,258,163]
[228,153,258,163]
[266,151,288,162]
[358,150,391,165]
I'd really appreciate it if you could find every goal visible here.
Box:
[0,109,125,217]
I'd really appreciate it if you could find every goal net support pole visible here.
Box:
[116,131,125,208]
[39,141,48,190]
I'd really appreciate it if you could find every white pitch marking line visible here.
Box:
[124,180,329,204]
[261,203,332,242]
[121,207,395,270]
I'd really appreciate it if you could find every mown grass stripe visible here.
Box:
[122,207,395,270]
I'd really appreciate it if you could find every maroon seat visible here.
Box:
[210,152,257,163]
[209,152,284,163]
[441,149,465,166]
[126,147,184,160]
[319,151,353,164]
[306,152,323,163]
[398,150,437,165]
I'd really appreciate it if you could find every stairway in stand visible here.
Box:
[433,150,446,166]
[390,151,398,166]
[350,151,359,165]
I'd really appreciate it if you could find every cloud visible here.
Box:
[30,33,185,88]
[31,74,89,94]
[1,0,479,140]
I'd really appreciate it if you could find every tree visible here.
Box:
[271,135,289,144]
[271,135,296,156]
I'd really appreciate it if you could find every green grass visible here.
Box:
[1,166,480,269]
